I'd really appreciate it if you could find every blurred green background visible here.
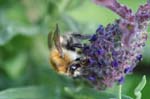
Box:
[0,0,150,99]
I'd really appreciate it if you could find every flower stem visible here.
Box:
[118,84,122,99]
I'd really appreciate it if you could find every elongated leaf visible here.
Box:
[134,75,146,99]
[64,87,133,99]
[0,86,133,99]
[0,86,62,99]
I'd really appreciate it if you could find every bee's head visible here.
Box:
[67,58,82,77]
[68,57,89,77]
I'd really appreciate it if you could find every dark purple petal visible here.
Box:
[118,76,125,84]
[124,67,133,74]
[88,58,95,65]
[96,25,104,34]
[111,60,118,67]
[98,59,106,66]
[97,49,104,55]
[112,51,117,56]
[83,44,90,51]
[88,76,96,81]
[90,34,97,41]
[136,54,143,61]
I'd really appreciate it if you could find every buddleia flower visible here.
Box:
[71,0,150,90]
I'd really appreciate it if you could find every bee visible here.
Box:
[48,24,90,77]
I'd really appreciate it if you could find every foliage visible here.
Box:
[134,75,146,99]
[0,86,133,99]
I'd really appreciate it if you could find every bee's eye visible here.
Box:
[71,65,77,70]
[69,64,80,74]
[70,65,77,72]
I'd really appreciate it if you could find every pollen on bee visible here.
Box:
[49,48,72,74]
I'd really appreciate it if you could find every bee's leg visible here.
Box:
[68,33,91,49]
[71,43,83,48]
[53,24,64,58]
[71,43,84,54]
[63,33,90,50]
[70,33,92,48]
[71,33,92,40]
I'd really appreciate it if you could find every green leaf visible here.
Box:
[0,20,40,46]
[4,53,27,79]
[64,87,133,99]
[0,86,133,99]
[134,75,146,99]
[0,86,62,99]
[0,10,40,46]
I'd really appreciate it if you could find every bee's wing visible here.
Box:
[53,24,64,58]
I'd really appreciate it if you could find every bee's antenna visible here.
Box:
[48,32,52,49]
[55,24,59,34]
[54,24,64,58]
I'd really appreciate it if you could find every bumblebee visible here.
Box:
[48,24,90,77]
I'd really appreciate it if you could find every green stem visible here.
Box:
[118,84,122,99]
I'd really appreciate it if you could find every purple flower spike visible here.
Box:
[69,1,150,90]
[92,0,119,8]
[92,0,134,21]
[136,3,150,24]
